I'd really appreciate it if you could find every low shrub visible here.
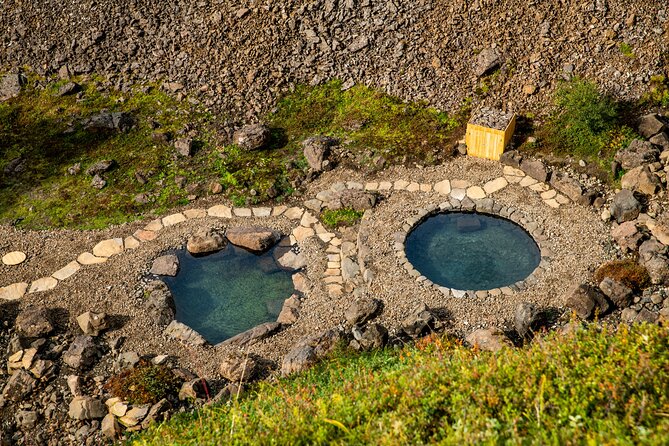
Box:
[593,259,651,291]
[105,361,182,405]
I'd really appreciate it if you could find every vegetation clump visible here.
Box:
[132,323,669,445]
[320,208,364,229]
[593,259,651,291]
[105,361,182,405]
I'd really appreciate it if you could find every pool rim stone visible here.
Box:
[393,198,551,297]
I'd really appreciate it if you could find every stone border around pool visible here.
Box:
[391,198,552,299]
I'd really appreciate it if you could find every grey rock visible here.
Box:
[119,405,150,427]
[101,413,121,439]
[218,322,280,347]
[499,150,522,168]
[63,336,99,370]
[348,35,370,52]
[219,351,257,382]
[354,323,388,350]
[400,302,437,337]
[15,307,53,338]
[2,369,36,401]
[598,278,633,308]
[15,410,38,429]
[232,124,270,151]
[0,73,26,100]
[614,139,660,170]
[466,328,512,352]
[76,311,109,336]
[226,226,280,253]
[302,136,336,171]
[337,189,377,210]
[637,114,667,139]
[91,174,106,189]
[145,280,176,326]
[344,298,381,326]
[636,308,659,324]
[520,158,549,182]
[514,302,540,338]
[57,82,81,96]
[281,329,342,376]
[174,138,194,156]
[621,307,638,323]
[277,250,306,270]
[277,294,301,325]
[470,106,513,130]
[150,254,179,276]
[621,165,661,196]
[141,398,170,429]
[86,111,134,132]
[610,190,641,223]
[649,132,669,150]
[550,172,583,202]
[116,351,141,371]
[341,257,360,281]
[638,239,669,285]
[565,283,610,319]
[68,396,106,420]
[164,320,206,346]
[186,228,225,254]
[474,48,502,77]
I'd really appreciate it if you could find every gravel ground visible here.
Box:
[0,156,614,377]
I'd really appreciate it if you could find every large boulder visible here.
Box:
[145,281,176,326]
[186,228,226,255]
[0,72,26,100]
[466,328,512,352]
[302,136,337,171]
[400,302,437,338]
[614,139,660,170]
[514,302,540,338]
[219,351,257,382]
[344,298,381,326]
[62,336,99,370]
[15,307,53,338]
[281,329,342,376]
[550,172,583,202]
[520,158,549,182]
[637,114,667,139]
[226,226,280,253]
[232,124,271,151]
[351,323,388,351]
[474,47,502,77]
[621,165,661,196]
[565,284,610,319]
[610,190,641,223]
[598,278,633,308]
[150,254,179,276]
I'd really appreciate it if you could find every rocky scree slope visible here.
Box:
[1,0,667,132]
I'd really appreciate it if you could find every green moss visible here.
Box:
[321,208,364,228]
[619,42,635,59]
[131,323,669,445]
[105,361,182,405]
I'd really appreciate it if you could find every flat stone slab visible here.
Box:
[77,252,107,265]
[162,213,187,227]
[29,277,58,293]
[434,180,451,195]
[300,212,318,227]
[92,238,124,258]
[284,207,304,220]
[519,176,538,187]
[272,206,287,216]
[52,261,81,281]
[466,186,486,200]
[124,236,141,249]
[252,207,272,217]
[233,207,252,217]
[208,205,232,218]
[451,179,470,189]
[183,208,207,219]
[218,322,280,347]
[164,320,206,346]
[133,230,157,242]
[483,177,508,194]
[143,219,163,231]
[293,226,315,242]
[450,188,466,201]
[0,282,28,301]
[2,251,26,266]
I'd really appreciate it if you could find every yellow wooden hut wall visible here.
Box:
[465,114,517,161]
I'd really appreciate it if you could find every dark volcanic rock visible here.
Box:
[62,336,99,370]
[637,114,667,138]
[302,136,337,171]
[232,124,270,151]
[610,190,641,223]
[614,139,660,170]
[344,298,381,326]
[514,302,540,338]
[520,158,549,182]
[0,73,26,100]
[565,283,610,319]
[15,307,53,338]
[281,329,342,376]
[598,277,633,308]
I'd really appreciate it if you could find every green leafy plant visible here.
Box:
[105,361,182,405]
[619,42,635,58]
[642,74,669,108]
[321,208,364,228]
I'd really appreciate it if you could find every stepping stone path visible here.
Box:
[2,161,567,304]
[2,251,26,266]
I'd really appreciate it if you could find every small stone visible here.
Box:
[63,336,99,370]
[233,124,271,151]
[101,413,121,439]
[69,397,106,420]
[466,328,512,352]
[150,255,179,276]
[183,209,207,219]
[124,236,141,249]
[277,294,301,325]
[28,277,58,293]
[293,226,315,242]
[52,260,81,281]
[174,138,194,156]
[344,298,381,326]
[220,351,257,382]
[92,238,124,258]
[16,307,53,337]
[119,405,150,427]
[208,205,233,218]
[162,213,187,227]
[76,311,109,336]
[483,177,508,194]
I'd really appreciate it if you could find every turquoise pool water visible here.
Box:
[163,244,295,344]
[405,212,540,291]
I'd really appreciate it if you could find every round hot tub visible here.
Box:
[404,212,541,291]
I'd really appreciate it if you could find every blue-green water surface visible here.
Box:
[405,212,540,291]
[164,244,295,344]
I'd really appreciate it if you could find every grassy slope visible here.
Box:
[0,78,462,229]
[133,324,669,445]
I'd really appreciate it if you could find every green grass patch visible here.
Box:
[320,208,364,229]
[642,74,669,108]
[132,323,669,445]
[0,77,462,229]
[619,42,636,59]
